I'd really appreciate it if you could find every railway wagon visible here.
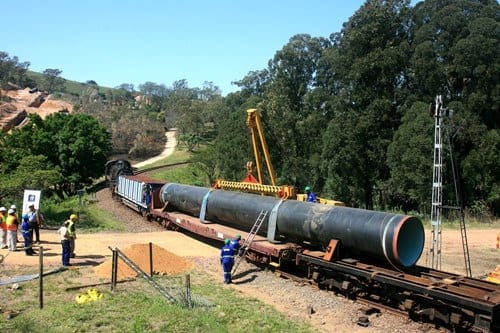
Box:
[115,174,165,215]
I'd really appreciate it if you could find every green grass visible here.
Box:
[152,164,210,187]
[27,71,117,97]
[134,149,192,170]
[132,147,210,187]
[0,268,313,333]
[42,196,125,232]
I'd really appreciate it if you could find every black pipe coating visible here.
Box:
[161,183,425,267]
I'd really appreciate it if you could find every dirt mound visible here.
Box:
[94,243,193,280]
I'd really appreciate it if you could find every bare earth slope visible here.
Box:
[0,88,72,132]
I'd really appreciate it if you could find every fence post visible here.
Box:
[39,246,44,309]
[186,274,191,308]
[111,249,118,291]
[149,242,153,277]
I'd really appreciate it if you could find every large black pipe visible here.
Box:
[161,183,425,267]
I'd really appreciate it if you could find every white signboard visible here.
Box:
[23,190,42,214]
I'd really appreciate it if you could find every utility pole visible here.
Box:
[426,95,472,276]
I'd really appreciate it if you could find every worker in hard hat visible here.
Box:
[229,234,242,255]
[57,220,71,266]
[0,207,8,249]
[27,204,42,245]
[305,186,317,203]
[220,239,235,284]
[20,214,35,256]
[10,204,19,243]
[67,214,78,258]
[6,208,19,251]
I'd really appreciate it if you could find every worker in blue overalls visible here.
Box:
[229,234,241,255]
[305,186,318,203]
[220,239,235,284]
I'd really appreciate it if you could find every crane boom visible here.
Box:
[246,108,276,186]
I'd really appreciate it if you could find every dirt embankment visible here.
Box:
[0,88,72,132]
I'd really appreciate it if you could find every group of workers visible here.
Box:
[0,204,42,255]
[0,204,77,266]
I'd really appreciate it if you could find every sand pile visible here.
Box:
[94,243,193,280]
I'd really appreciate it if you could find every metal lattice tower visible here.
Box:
[426,95,471,276]
[427,95,444,271]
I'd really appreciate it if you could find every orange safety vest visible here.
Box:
[6,215,18,231]
[0,214,6,230]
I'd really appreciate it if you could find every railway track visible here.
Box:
[295,252,500,332]
[269,253,500,331]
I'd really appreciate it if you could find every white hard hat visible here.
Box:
[8,208,15,214]
[0,206,6,212]
[10,204,16,209]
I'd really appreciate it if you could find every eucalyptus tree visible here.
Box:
[319,0,412,208]
[400,0,500,214]
[0,51,32,90]
[260,33,331,187]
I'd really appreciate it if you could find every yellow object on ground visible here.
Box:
[76,288,104,304]
[485,265,500,284]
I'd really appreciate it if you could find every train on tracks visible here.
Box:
[105,159,500,332]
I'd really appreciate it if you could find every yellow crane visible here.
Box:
[212,108,344,206]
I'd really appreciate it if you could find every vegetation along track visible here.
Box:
[133,161,190,175]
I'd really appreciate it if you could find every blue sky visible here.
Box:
[3,1,377,95]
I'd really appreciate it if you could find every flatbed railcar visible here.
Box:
[105,160,500,332]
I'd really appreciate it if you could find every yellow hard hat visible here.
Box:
[70,214,78,221]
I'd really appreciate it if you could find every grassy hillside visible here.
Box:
[26,70,119,97]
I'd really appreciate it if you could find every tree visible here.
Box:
[233,69,270,97]
[385,102,433,212]
[0,113,111,196]
[0,51,32,90]
[260,34,330,187]
[0,155,62,201]
[410,0,499,127]
[407,0,499,214]
[318,0,412,208]
[461,129,500,215]
[116,83,135,92]
[42,68,65,93]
